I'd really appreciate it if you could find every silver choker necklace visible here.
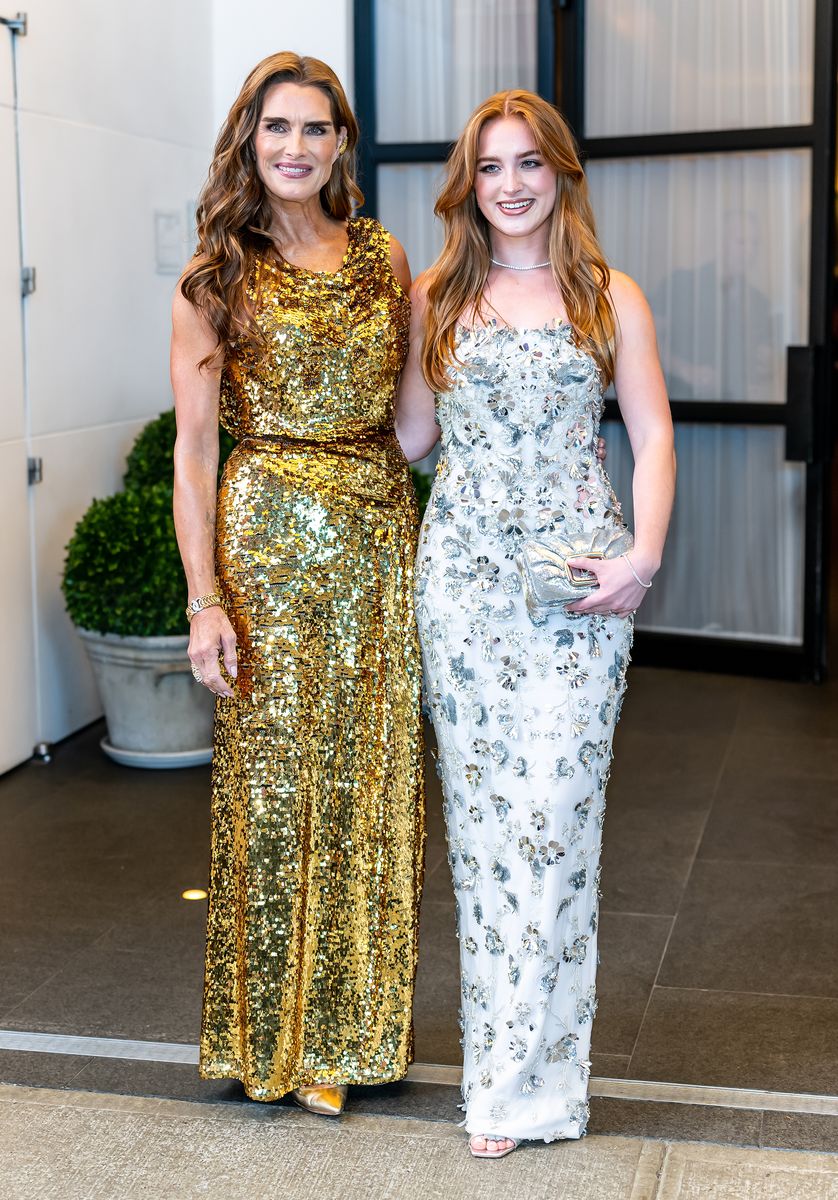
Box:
[491,257,550,271]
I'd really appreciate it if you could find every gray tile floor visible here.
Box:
[1,664,837,1115]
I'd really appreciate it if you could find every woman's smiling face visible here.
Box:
[253,82,346,206]
[473,115,558,239]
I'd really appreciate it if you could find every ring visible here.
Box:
[191,665,203,683]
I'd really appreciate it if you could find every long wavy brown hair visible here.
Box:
[421,90,616,391]
[181,52,361,367]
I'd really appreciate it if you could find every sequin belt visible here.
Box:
[238,429,398,456]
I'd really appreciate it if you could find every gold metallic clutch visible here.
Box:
[515,527,634,618]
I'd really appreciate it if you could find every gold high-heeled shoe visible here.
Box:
[291,1085,347,1116]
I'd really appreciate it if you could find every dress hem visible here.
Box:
[199,1060,413,1102]
[463,1120,586,1145]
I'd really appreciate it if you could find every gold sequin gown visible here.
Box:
[200,217,425,1101]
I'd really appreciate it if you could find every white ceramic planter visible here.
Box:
[77,629,214,769]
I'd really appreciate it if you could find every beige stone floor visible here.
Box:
[3,1084,838,1200]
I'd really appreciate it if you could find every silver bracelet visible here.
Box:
[621,553,653,589]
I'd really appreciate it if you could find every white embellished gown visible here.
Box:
[414,319,633,1143]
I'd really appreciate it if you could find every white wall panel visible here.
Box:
[20,112,208,437]
[211,0,354,134]
[16,0,212,147]
[0,21,14,109]
[29,420,146,742]
[0,440,37,772]
[0,106,24,443]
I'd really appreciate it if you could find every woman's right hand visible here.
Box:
[188,606,238,698]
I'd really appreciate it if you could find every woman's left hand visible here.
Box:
[564,554,654,617]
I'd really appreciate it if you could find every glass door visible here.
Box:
[354,0,552,273]
[557,0,836,679]
[355,0,836,679]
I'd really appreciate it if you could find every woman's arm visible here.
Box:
[395,273,441,463]
[171,288,238,697]
[567,271,675,617]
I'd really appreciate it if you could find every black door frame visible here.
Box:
[557,0,837,681]
[354,0,837,680]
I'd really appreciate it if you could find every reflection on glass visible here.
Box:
[585,0,814,137]
[602,422,804,644]
[588,151,810,402]
[378,163,446,276]
[375,0,536,143]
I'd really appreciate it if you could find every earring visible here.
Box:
[338,141,347,155]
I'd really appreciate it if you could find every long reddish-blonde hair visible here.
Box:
[422,90,616,391]
[180,52,361,367]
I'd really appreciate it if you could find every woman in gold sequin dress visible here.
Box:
[171,54,424,1114]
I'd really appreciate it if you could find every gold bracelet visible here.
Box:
[185,592,223,623]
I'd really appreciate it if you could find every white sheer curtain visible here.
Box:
[587,150,811,403]
[585,0,815,137]
[589,151,810,642]
[378,164,445,276]
[375,0,537,142]
[602,423,805,643]
[582,0,813,644]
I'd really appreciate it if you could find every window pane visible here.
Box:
[588,150,811,403]
[375,0,537,143]
[377,163,445,276]
[585,0,815,137]
[602,422,804,644]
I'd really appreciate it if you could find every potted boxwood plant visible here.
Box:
[63,411,433,768]
[61,411,235,769]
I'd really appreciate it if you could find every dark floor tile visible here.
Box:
[600,728,725,915]
[70,1058,247,1105]
[658,860,838,998]
[0,915,114,1015]
[2,943,203,1043]
[738,677,838,741]
[620,667,745,738]
[609,728,729,794]
[588,1097,761,1146]
[592,912,672,1056]
[699,774,838,868]
[350,1080,461,1124]
[725,732,838,782]
[590,1053,630,1079]
[412,898,461,1066]
[0,1049,91,1089]
[761,1111,838,1152]
[599,851,694,919]
[630,988,838,1092]
[420,856,455,905]
[92,891,208,958]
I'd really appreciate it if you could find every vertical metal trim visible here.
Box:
[785,346,816,463]
[536,0,557,104]
[353,0,378,216]
[803,0,837,679]
[554,0,585,137]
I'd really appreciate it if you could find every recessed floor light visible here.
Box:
[182,889,208,901]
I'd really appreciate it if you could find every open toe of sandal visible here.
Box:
[469,1134,519,1159]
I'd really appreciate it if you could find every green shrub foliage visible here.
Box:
[63,411,235,637]
[62,482,185,636]
[410,467,432,517]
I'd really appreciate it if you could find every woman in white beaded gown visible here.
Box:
[396,91,675,1157]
